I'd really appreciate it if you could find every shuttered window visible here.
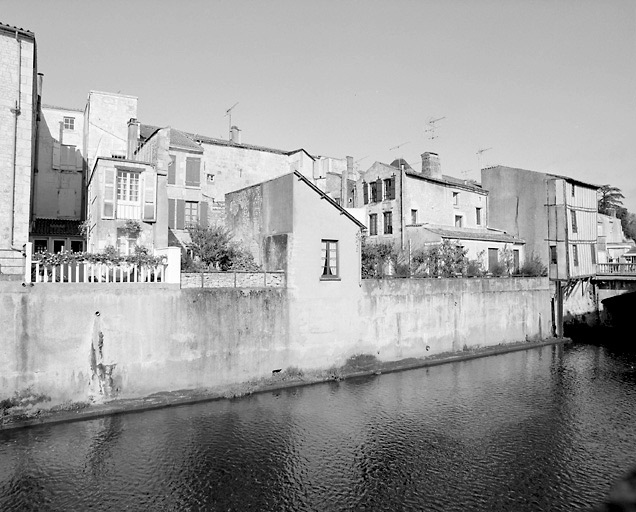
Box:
[142,172,157,222]
[363,182,369,205]
[168,199,176,229]
[383,177,396,200]
[185,158,201,187]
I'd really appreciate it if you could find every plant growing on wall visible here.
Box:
[412,240,467,278]
[361,238,396,278]
[32,246,165,267]
[186,224,260,271]
[121,220,142,239]
[519,253,548,277]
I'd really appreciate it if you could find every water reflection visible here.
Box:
[1,343,636,511]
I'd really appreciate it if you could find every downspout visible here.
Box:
[400,167,404,250]
[9,30,23,248]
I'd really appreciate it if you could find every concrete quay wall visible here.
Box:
[0,277,551,403]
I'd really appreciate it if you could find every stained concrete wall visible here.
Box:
[0,277,551,403]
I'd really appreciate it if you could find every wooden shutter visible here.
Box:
[176,199,185,229]
[363,182,368,204]
[376,178,382,201]
[199,201,208,228]
[389,177,396,199]
[142,172,157,222]
[102,167,116,219]
[185,158,201,187]
[52,141,61,169]
[168,199,176,229]
[168,155,176,185]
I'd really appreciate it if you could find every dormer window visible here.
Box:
[63,116,75,130]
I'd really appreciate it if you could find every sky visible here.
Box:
[3,0,636,210]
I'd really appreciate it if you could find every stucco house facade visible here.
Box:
[226,171,366,367]
[355,152,524,272]
[597,211,632,263]
[0,22,38,277]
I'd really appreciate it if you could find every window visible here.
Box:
[117,171,139,202]
[71,240,83,253]
[53,240,65,253]
[550,246,557,264]
[411,209,418,225]
[513,249,520,273]
[116,229,136,256]
[454,215,463,228]
[63,116,74,130]
[185,201,199,227]
[321,240,339,279]
[185,157,201,187]
[370,181,379,202]
[591,244,597,265]
[572,244,579,266]
[453,192,459,205]
[571,210,578,234]
[383,212,393,234]
[488,248,498,271]
[363,182,369,205]
[383,177,396,200]
[571,184,575,197]
[369,214,378,236]
[476,207,482,226]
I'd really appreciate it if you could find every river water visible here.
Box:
[1,342,635,511]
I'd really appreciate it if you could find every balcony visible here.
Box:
[596,262,636,276]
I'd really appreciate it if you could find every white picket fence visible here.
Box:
[23,243,181,284]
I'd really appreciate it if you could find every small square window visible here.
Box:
[321,240,339,279]
[63,116,75,130]
[411,209,418,225]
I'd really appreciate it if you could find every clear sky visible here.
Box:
[3,0,636,210]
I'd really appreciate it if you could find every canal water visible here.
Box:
[1,342,635,511]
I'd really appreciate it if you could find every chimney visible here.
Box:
[421,152,441,179]
[127,118,140,159]
[230,125,241,144]
[607,207,616,218]
[342,156,353,207]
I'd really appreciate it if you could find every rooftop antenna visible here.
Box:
[425,116,445,140]
[224,102,239,140]
[476,147,492,170]
[389,141,410,151]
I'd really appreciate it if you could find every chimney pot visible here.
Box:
[230,125,241,144]
[127,118,140,159]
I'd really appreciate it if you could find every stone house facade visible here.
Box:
[355,152,524,271]
[0,22,38,277]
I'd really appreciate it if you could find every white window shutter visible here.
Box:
[142,172,157,222]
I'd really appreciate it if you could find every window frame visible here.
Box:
[550,245,557,264]
[320,239,340,280]
[572,244,579,267]
[591,243,597,265]
[383,211,393,234]
[571,210,578,234]
[369,214,378,236]
[63,116,75,130]
[184,200,199,228]
[454,215,463,228]
[452,191,459,205]
[476,207,482,226]
[411,209,418,225]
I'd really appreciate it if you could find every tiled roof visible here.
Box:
[139,124,311,158]
[42,104,84,113]
[31,218,83,237]
[404,169,486,194]
[0,22,35,39]
[139,124,203,152]
[413,224,524,244]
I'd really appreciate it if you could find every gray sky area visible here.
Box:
[4,0,635,210]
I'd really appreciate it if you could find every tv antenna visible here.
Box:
[224,102,239,139]
[425,116,445,140]
[389,141,410,151]
[476,147,492,170]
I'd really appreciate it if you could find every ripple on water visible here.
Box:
[1,343,636,511]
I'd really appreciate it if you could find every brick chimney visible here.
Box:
[421,152,441,179]
[341,156,353,206]
[127,118,140,159]
[230,125,241,144]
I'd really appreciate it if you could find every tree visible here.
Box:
[412,240,467,277]
[186,225,259,271]
[598,184,625,214]
[361,238,396,278]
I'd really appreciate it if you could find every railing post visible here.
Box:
[23,242,32,283]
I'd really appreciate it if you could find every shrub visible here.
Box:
[489,260,508,277]
[186,224,261,271]
[466,259,484,277]
[519,253,548,277]
[361,238,396,278]
[412,240,467,277]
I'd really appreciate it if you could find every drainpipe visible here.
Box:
[9,30,23,249]
[400,167,404,250]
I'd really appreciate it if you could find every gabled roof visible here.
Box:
[412,224,524,244]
